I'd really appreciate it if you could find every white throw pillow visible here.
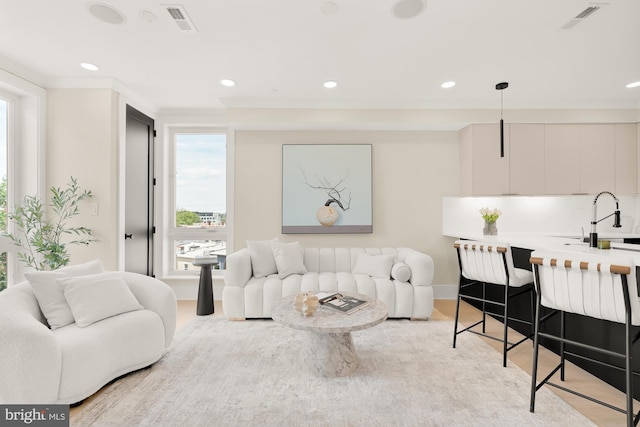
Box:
[352,253,395,279]
[247,238,279,278]
[271,241,307,279]
[59,273,143,328]
[391,261,412,282]
[25,259,105,329]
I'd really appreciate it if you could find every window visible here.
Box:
[0,70,44,287]
[169,130,226,275]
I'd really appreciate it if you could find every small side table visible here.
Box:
[193,256,217,316]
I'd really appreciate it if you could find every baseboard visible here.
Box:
[433,283,457,300]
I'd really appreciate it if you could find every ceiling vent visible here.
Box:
[560,4,603,29]
[164,4,197,32]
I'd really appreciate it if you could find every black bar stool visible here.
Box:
[529,252,640,426]
[453,240,535,367]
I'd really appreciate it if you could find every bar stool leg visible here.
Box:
[530,287,535,346]
[625,316,633,426]
[502,284,509,367]
[452,277,462,348]
[560,311,566,381]
[482,282,487,334]
[530,292,542,413]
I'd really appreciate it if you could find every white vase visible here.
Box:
[316,205,339,226]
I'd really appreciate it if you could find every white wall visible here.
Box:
[46,89,119,269]
[232,129,459,287]
[36,93,640,299]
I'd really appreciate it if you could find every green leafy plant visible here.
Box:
[5,177,98,271]
[176,209,201,226]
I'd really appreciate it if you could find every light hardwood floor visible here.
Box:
[72,299,636,425]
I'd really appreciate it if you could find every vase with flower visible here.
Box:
[480,207,501,235]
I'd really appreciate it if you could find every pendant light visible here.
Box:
[495,82,508,158]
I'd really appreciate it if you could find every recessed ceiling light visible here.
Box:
[323,80,338,89]
[88,3,125,24]
[80,62,99,71]
[441,81,456,89]
[220,79,236,87]
[626,81,640,88]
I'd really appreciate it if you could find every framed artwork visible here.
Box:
[282,144,372,234]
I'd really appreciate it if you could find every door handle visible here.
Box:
[125,234,133,240]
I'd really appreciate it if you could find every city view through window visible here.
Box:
[173,132,226,272]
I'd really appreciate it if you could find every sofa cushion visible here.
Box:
[272,241,307,279]
[352,253,395,279]
[391,261,412,282]
[247,239,279,278]
[24,259,105,329]
[59,273,143,327]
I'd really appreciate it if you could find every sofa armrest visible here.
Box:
[223,248,252,287]
[121,272,177,348]
[0,284,62,404]
[397,248,434,287]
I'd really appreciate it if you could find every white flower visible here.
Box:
[479,207,501,223]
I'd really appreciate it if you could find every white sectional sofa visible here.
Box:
[0,261,176,405]
[222,242,434,319]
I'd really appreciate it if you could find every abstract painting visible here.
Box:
[282,144,372,234]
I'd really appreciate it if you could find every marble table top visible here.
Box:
[271,293,388,334]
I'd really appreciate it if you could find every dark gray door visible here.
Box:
[124,105,154,276]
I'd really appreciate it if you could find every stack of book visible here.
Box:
[316,292,370,314]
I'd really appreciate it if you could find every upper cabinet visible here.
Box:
[544,125,580,194]
[459,124,509,196]
[615,123,638,194]
[511,124,545,195]
[460,122,638,196]
[579,124,615,194]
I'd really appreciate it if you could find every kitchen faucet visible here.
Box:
[590,191,622,248]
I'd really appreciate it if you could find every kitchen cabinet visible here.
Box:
[544,124,580,194]
[461,122,637,196]
[509,124,545,195]
[615,123,637,194]
[459,124,509,196]
[579,124,615,194]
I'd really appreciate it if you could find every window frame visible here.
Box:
[166,126,228,278]
[0,93,11,291]
[0,70,46,286]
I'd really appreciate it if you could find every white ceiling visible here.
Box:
[1,0,639,112]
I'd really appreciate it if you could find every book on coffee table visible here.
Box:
[316,292,370,315]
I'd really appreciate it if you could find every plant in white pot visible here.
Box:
[5,176,98,271]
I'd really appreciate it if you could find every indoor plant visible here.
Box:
[5,177,98,271]
[479,207,501,235]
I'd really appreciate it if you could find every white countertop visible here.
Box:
[446,232,640,264]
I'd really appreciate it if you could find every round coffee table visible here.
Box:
[271,293,388,377]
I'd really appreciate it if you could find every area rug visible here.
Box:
[72,318,594,426]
